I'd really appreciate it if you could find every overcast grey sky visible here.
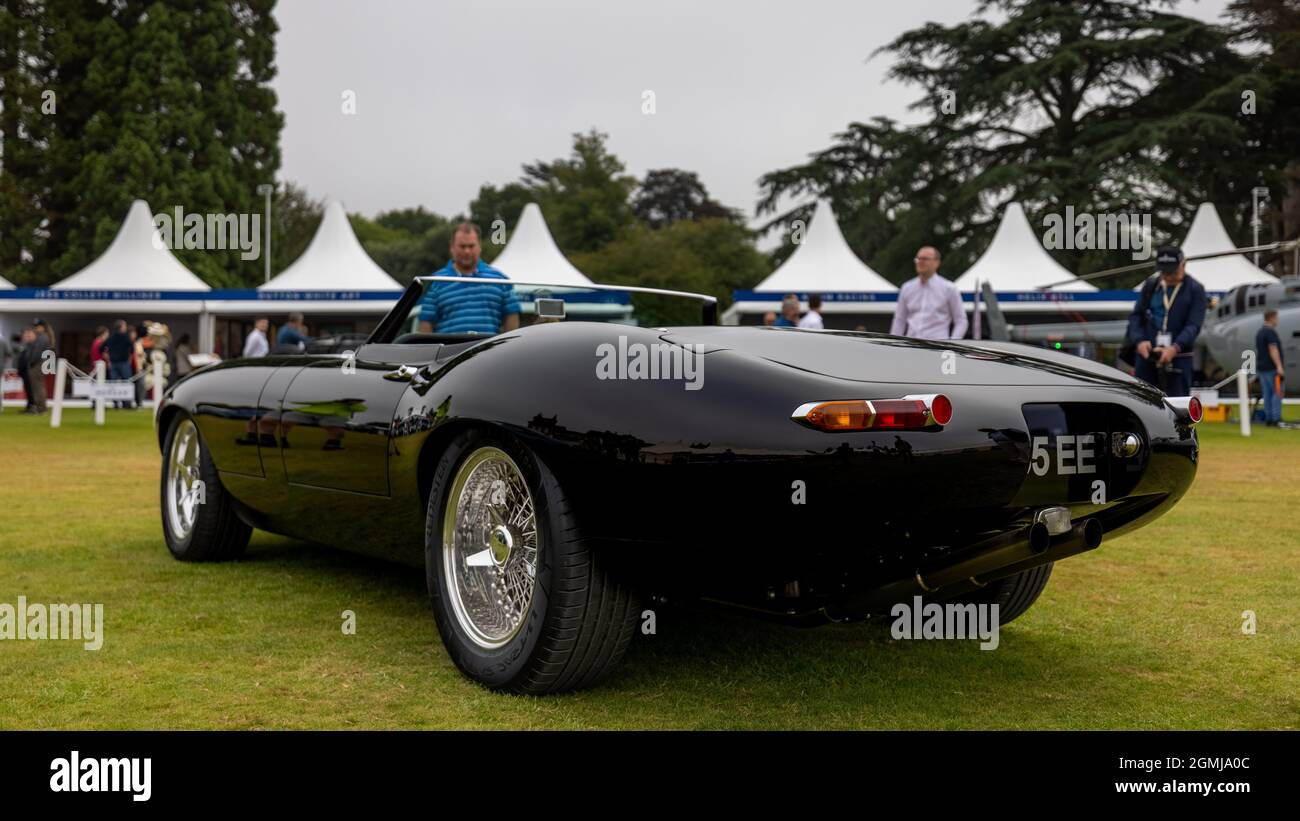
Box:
[273,0,1234,232]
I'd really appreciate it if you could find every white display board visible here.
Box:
[71,379,136,401]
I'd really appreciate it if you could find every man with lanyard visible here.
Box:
[1126,245,1206,397]
[418,222,520,335]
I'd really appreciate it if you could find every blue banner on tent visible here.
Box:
[2,288,403,301]
[1,288,632,304]
[730,289,1184,304]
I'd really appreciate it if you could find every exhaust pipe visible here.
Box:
[841,521,1050,614]
[976,518,1102,587]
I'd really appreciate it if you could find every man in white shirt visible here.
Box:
[242,317,270,358]
[890,246,968,340]
[797,294,824,329]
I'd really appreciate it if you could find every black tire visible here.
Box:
[160,412,252,562]
[945,562,1054,626]
[426,428,640,694]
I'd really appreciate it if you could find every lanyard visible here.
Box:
[1160,281,1182,332]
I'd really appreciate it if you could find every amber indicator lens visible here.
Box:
[804,400,874,431]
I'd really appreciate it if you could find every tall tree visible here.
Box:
[759,0,1254,286]
[268,181,322,276]
[9,0,283,287]
[517,129,637,253]
[469,181,532,254]
[632,169,739,229]
[1225,0,1300,275]
[573,218,768,326]
[0,0,56,284]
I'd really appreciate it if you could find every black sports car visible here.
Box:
[156,276,1200,693]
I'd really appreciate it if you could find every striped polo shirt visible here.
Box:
[418,261,521,334]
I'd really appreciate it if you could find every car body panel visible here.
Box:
[158,321,1197,618]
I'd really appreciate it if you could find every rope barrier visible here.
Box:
[65,361,154,382]
[1209,369,1250,391]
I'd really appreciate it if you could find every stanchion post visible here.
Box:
[1238,368,1251,437]
[152,356,164,419]
[50,358,68,428]
[94,359,106,425]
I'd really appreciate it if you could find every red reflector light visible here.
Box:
[930,394,953,425]
[792,394,952,431]
[1166,396,1202,425]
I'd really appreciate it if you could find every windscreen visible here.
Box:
[373,277,715,343]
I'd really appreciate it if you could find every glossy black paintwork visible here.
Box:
[158,322,1197,614]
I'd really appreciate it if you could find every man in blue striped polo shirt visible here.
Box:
[418,222,521,334]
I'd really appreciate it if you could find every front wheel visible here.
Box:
[426,429,640,694]
[160,413,252,561]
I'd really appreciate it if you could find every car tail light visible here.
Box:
[792,394,952,431]
[1166,396,1202,425]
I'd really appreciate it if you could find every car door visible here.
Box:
[277,346,434,496]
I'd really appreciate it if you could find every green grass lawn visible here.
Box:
[1,407,1297,729]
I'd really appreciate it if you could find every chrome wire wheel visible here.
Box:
[166,418,203,542]
[442,447,539,649]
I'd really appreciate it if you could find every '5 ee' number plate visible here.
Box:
[1028,435,1097,477]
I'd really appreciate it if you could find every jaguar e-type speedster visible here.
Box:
[156,277,1199,693]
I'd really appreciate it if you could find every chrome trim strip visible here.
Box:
[414,275,717,306]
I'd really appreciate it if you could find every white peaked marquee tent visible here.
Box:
[1173,202,1278,291]
[0,274,13,289]
[51,199,210,291]
[261,199,402,291]
[490,203,594,286]
[753,200,896,293]
[955,202,1095,292]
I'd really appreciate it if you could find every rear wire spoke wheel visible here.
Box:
[159,413,252,562]
[426,430,640,694]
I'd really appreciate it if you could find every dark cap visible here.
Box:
[1155,245,1184,273]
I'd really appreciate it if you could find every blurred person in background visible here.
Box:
[418,223,520,335]
[133,324,147,408]
[1256,310,1285,426]
[243,317,270,358]
[891,247,968,340]
[275,312,312,353]
[89,326,109,373]
[762,311,777,326]
[798,294,824,329]
[105,320,135,409]
[174,334,194,378]
[0,333,11,415]
[774,295,800,327]
[15,330,33,411]
[23,322,52,414]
